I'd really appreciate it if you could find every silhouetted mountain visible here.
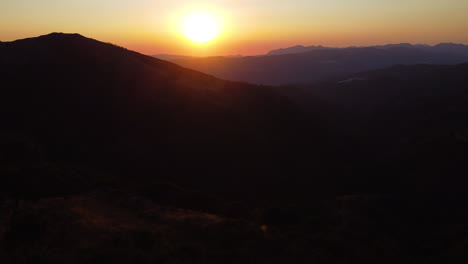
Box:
[433,43,468,55]
[266,45,331,56]
[0,33,335,200]
[267,43,468,55]
[169,43,468,85]
[372,43,425,49]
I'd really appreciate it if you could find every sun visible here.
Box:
[182,11,220,44]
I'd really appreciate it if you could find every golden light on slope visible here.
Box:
[182,11,221,44]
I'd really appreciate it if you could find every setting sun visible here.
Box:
[182,11,220,44]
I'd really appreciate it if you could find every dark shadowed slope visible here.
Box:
[168,44,468,85]
[277,63,468,192]
[0,33,335,200]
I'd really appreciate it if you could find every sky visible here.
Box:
[1,0,468,56]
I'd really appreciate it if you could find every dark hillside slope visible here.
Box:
[280,63,468,192]
[0,33,334,200]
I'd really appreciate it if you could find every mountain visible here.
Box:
[3,33,468,198]
[266,45,332,56]
[292,62,468,190]
[0,33,334,200]
[168,43,468,85]
[4,33,468,263]
[433,43,468,55]
[372,43,427,50]
[266,43,468,56]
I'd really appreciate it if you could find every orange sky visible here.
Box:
[1,0,468,56]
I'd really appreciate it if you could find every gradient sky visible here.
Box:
[1,0,468,56]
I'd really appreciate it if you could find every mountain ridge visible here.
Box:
[167,44,468,85]
[265,42,468,56]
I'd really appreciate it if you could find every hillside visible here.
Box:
[277,63,468,192]
[0,33,334,200]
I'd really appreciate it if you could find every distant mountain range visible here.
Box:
[161,43,468,85]
[266,45,333,56]
[266,43,468,56]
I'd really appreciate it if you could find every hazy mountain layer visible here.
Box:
[166,43,468,85]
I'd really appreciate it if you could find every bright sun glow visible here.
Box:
[182,12,220,44]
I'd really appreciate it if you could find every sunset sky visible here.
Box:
[1,0,468,56]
